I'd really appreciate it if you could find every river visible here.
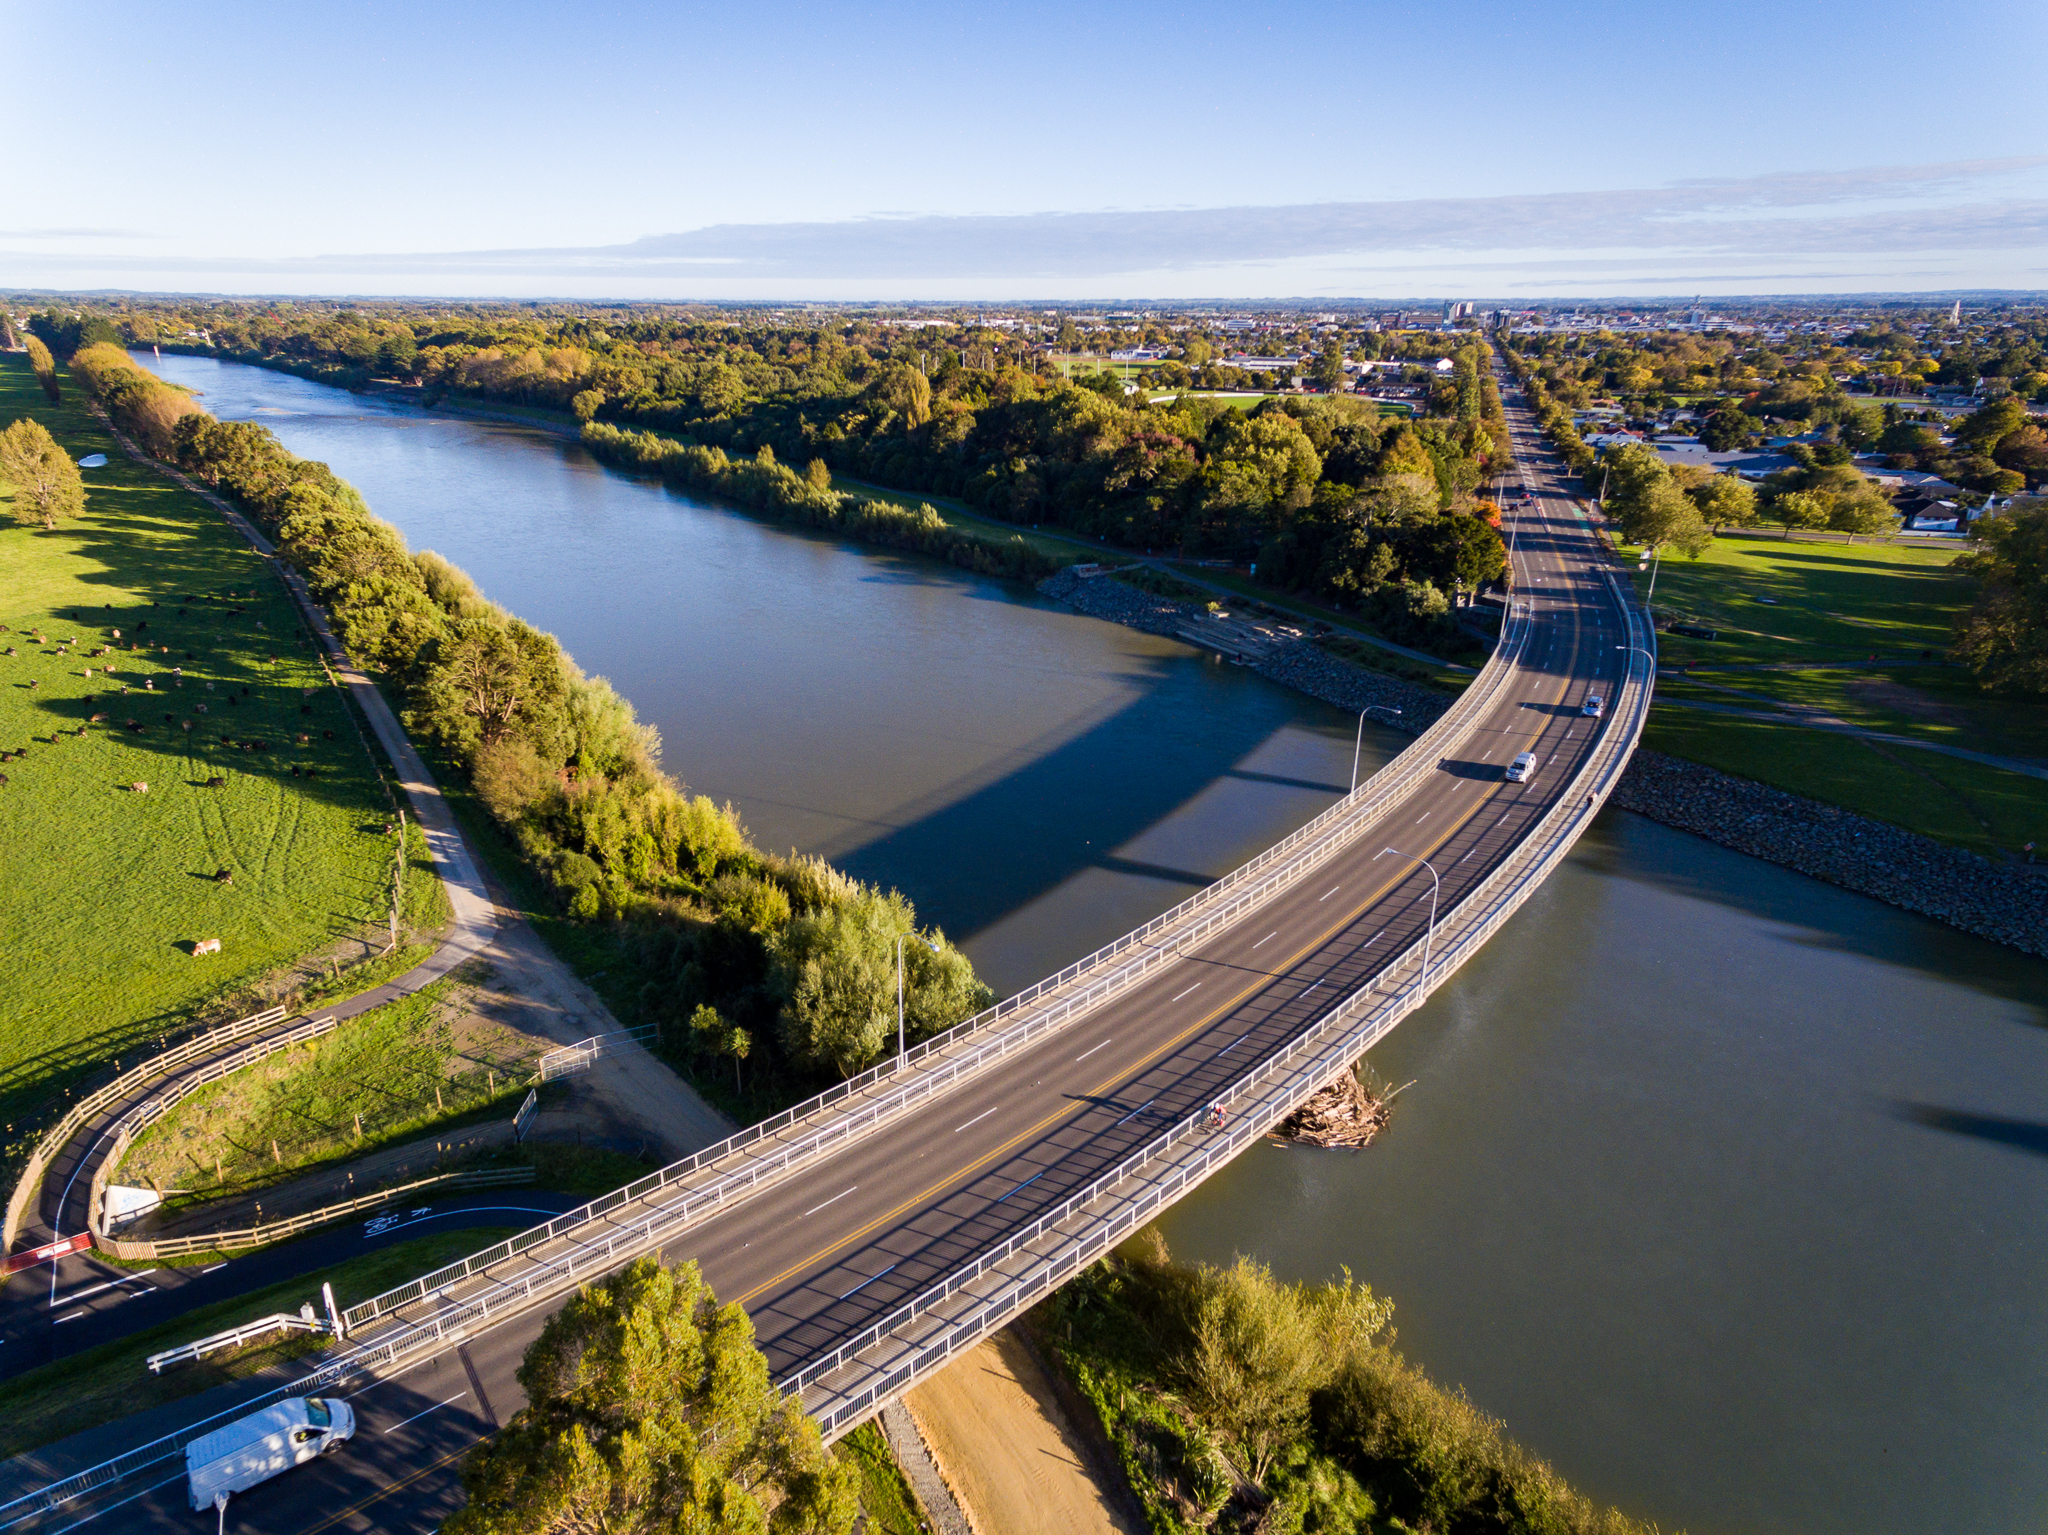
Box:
[140,352,2048,1535]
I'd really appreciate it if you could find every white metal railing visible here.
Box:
[335,603,1534,1337]
[536,1026,659,1082]
[86,1017,341,1243]
[2,1006,288,1260]
[146,1310,324,1374]
[102,1167,538,1262]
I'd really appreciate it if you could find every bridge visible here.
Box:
[0,373,1654,1532]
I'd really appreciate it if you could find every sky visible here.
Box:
[5,0,2046,301]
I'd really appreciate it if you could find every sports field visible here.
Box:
[0,354,400,1113]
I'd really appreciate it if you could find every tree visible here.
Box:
[446,1256,857,1535]
[24,336,59,403]
[1311,335,1345,392]
[571,389,605,422]
[414,616,567,756]
[1956,397,2028,456]
[1772,489,1831,538]
[1174,1257,1393,1487]
[1688,472,1758,532]
[1953,498,2048,694]
[1994,424,2048,486]
[772,888,986,1079]
[0,418,86,529]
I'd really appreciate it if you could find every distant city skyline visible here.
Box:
[8,0,2046,299]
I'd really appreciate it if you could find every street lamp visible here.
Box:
[1352,706,1404,792]
[897,932,943,1064]
[1615,643,1655,684]
[1378,848,1441,999]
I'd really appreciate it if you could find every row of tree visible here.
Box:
[64,344,995,1102]
[80,300,1513,653]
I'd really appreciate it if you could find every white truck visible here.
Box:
[185,1396,354,1513]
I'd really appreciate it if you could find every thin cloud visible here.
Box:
[2,160,2043,296]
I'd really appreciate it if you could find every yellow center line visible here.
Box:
[733,596,1591,1311]
[301,1442,473,1535]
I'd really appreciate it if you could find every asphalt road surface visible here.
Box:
[19,370,1629,1534]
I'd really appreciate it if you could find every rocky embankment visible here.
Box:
[1040,567,1449,724]
[1044,570,2048,958]
[1614,749,2048,956]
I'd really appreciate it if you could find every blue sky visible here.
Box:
[6,0,2045,299]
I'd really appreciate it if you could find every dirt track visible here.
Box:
[907,1330,1142,1535]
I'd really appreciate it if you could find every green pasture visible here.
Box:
[0,354,400,1118]
[1625,531,1972,667]
[1625,531,2047,856]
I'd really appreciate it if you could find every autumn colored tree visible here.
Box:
[0,418,86,529]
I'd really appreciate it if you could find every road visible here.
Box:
[7,366,1634,1533]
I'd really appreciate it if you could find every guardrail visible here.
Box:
[86,1016,342,1245]
[2,1006,288,1263]
[146,1309,324,1374]
[98,1166,538,1262]
[791,586,1657,1435]
[334,603,1536,1338]
[536,1026,659,1082]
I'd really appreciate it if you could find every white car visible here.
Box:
[187,1397,355,1512]
[1505,752,1538,783]
[1582,695,1605,718]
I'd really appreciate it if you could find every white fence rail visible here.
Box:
[87,1017,341,1245]
[146,1309,324,1374]
[536,1026,660,1082]
[2,1006,289,1261]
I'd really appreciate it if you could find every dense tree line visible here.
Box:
[60,299,1512,652]
[67,345,992,1103]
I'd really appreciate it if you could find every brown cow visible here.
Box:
[204,776,226,788]
[192,938,221,957]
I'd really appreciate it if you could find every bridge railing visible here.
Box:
[789,579,1657,1433]
[335,603,1537,1336]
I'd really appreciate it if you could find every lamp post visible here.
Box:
[1615,643,1654,684]
[897,932,943,1064]
[1379,848,1441,999]
[1352,706,1404,792]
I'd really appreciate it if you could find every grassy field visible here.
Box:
[1625,531,2048,856]
[119,969,538,1202]
[0,1225,517,1459]
[0,354,404,1123]
[833,1422,926,1533]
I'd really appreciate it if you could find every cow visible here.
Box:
[131,781,147,794]
[213,868,233,884]
[192,939,221,957]
[304,767,320,780]
[204,776,226,788]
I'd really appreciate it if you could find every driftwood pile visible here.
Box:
[1274,1068,1400,1149]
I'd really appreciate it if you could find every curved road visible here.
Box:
[4,370,1633,1534]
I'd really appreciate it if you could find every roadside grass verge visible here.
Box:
[117,969,536,1203]
[0,1226,517,1461]
[0,354,402,1124]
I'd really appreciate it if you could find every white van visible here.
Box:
[186,1396,354,1512]
[1505,752,1538,783]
